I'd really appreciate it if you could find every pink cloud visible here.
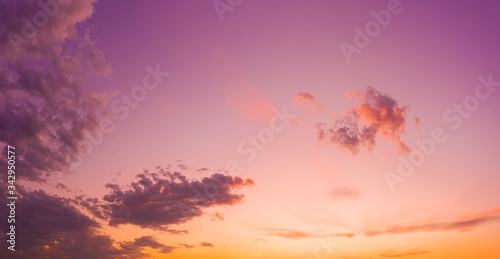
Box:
[292,92,325,110]
[226,86,274,121]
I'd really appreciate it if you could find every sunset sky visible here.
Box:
[1,0,500,258]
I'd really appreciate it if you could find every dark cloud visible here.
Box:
[316,87,411,155]
[293,92,325,110]
[200,242,214,248]
[0,0,113,183]
[0,164,248,257]
[75,196,108,221]
[177,161,189,170]
[196,167,210,173]
[93,168,254,231]
[380,248,430,258]
[55,182,71,191]
[0,184,170,259]
[121,236,175,255]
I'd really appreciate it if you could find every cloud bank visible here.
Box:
[0,0,113,182]
[0,185,173,258]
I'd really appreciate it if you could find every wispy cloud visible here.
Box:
[413,116,421,127]
[260,209,500,243]
[380,248,430,258]
[293,92,325,110]
[226,85,274,121]
[262,228,354,239]
[179,243,194,249]
[330,187,362,201]
[200,242,214,247]
[365,209,500,236]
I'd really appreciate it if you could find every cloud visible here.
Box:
[0,184,171,258]
[210,211,225,221]
[121,236,175,254]
[227,88,274,121]
[261,208,500,242]
[293,92,325,110]
[262,228,354,239]
[94,168,254,231]
[380,248,430,257]
[364,209,500,236]
[0,0,113,183]
[316,87,411,155]
[200,242,214,247]
[266,230,316,239]
[179,243,194,249]
[330,187,362,201]
[413,116,421,127]
[55,182,71,192]
[75,196,109,221]
[196,167,210,173]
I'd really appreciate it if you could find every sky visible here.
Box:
[1,0,500,258]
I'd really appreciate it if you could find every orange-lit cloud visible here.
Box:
[266,230,315,239]
[413,116,421,127]
[210,212,225,222]
[380,248,430,257]
[316,87,411,155]
[262,228,354,239]
[292,92,325,110]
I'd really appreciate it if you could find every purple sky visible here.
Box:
[1,0,500,258]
